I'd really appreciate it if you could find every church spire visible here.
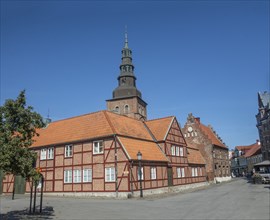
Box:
[106,30,147,121]
[124,25,128,48]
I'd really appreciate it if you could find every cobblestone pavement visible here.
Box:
[0,178,269,220]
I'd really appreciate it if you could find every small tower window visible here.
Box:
[115,106,120,114]
[124,105,129,114]
[138,106,141,114]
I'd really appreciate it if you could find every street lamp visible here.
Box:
[137,151,143,198]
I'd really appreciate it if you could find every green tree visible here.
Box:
[0,90,45,194]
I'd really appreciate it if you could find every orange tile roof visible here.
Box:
[145,116,174,141]
[32,111,114,147]
[235,145,253,152]
[32,111,155,148]
[241,142,261,158]
[105,111,153,141]
[199,124,227,149]
[187,148,206,165]
[118,137,168,162]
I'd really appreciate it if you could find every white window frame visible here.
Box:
[40,149,47,160]
[47,147,54,159]
[175,146,180,156]
[65,145,73,157]
[179,147,184,157]
[177,167,185,178]
[192,168,195,177]
[105,167,115,182]
[64,170,72,183]
[177,168,181,178]
[93,140,104,154]
[137,167,144,180]
[83,169,92,182]
[150,167,157,180]
[195,168,198,177]
[73,169,81,183]
[171,145,176,156]
[181,167,185,177]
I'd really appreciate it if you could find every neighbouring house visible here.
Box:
[256,91,270,161]
[182,113,231,183]
[1,33,207,197]
[245,141,262,174]
[231,141,262,176]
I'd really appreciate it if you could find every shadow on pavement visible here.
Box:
[0,206,54,220]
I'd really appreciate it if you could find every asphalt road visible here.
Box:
[0,178,269,220]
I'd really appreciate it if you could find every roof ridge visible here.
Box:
[146,115,174,122]
[163,116,175,141]
[45,110,106,124]
[103,111,117,134]
[105,110,147,123]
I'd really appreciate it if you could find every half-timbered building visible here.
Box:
[2,33,207,197]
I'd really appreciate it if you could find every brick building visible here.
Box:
[182,113,231,182]
[2,34,207,197]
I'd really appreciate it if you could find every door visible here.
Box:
[167,167,173,186]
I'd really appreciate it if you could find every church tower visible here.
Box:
[106,31,147,121]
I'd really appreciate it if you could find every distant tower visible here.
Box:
[106,30,147,121]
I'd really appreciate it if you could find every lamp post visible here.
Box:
[137,151,143,198]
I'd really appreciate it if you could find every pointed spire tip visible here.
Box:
[124,25,128,48]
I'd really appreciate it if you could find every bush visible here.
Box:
[252,173,262,184]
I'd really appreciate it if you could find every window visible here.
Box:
[175,147,180,156]
[179,147,184,156]
[137,167,144,180]
[171,145,176,156]
[194,168,198,176]
[177,167,185,178]
[40,149,47,160]
[181,168,185,177]
[65,145,73,157]
[93,140,104,154]
[83,169,92,182]
[124,105,129,114]
[47,147,54,159]
[115,106,119,114]
[192,168,195,177]
[177,168,181,178]
[64,170,72,183]
[150,167,157,180]
[73,170,81,183]
[105,167,115,182]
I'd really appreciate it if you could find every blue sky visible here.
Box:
[1,0,269,149]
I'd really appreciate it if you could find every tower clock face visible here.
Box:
[188,126,193,132]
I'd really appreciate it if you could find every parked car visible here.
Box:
[258,171,270,184]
